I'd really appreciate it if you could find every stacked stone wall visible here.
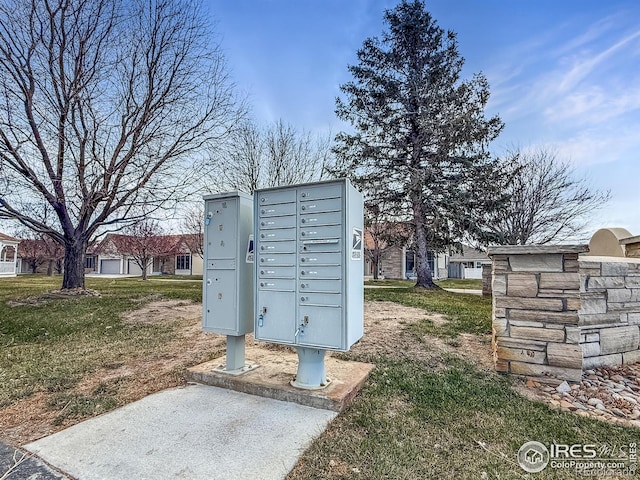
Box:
[489,246,640,382]
[482,264,492,296]
[579,256,640,368]
[490,246,586,382]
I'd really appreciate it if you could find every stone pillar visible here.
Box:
[482,263,492,296]
[488,245,588,382]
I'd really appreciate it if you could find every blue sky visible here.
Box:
[210,0,640,238]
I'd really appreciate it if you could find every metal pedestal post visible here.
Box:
[211,335,258,376]
[291,347,331,390]
[226,335,246,371]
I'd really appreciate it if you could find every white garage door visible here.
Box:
[100,259,121,274]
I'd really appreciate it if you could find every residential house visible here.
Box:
[448,245,490,279]
[0,233,19,277]
[16,238,64,274]
[363,227,448,280]
[89,233,203,276]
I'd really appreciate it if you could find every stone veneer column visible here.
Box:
[488,245,588,382]
[579,256,640,368]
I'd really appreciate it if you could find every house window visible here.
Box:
[176,254,190,271]
[85,255,95,270]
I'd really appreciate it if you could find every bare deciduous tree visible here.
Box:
[214,119,331,193]
[182,206,204,258]
[118,220,172,280]
[487,149,611,245]
[0,0,242,289]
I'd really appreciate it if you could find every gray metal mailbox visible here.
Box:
[254,179,364,359]
[202,191,254,372]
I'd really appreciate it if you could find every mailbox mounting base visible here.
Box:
[210,335,259,376]
[290,347,331,390]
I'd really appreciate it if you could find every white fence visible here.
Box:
[0,261,16,274]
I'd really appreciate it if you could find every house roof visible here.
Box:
[0,232,20,243]
[364,223,412,250]
[449,245,489,262]
[92,233,201,256]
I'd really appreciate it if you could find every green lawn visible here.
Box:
[2,276,637,479]
[365,278,483,290]
[0,275,202,409]
[288,285,639,479]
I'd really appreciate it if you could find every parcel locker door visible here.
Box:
[204,269,237,333]
[255,291,296,344]
[205,199,238,259]
[297,306,343,350]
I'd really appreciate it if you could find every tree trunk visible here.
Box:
[413,200,438,289]
[141,259,148,281]
[62,238,87,289]
[372,255,379,280]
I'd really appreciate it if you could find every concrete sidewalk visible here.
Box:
[23,384,336,480]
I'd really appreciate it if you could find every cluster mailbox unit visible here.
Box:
[254,179,364,388]
[202,179,364,389]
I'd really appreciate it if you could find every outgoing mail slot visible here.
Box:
[258,241,296,254]
[300,279,341,293]
[299,292,341,306]
[299,265,341,279]
[258,266,296,278]
[258,189,297,205]
[299,197,342,214]
[299,210,342,226]
[299,183,342,201]
[258,253,296,266]
[259,202,296,217]
[300,225,342,240]
[259,215,297,230]
[259,228,296,242]
[300,239,342,253]
[207,259,236,269]
[299,252,341,265]
[258,278,296,291]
